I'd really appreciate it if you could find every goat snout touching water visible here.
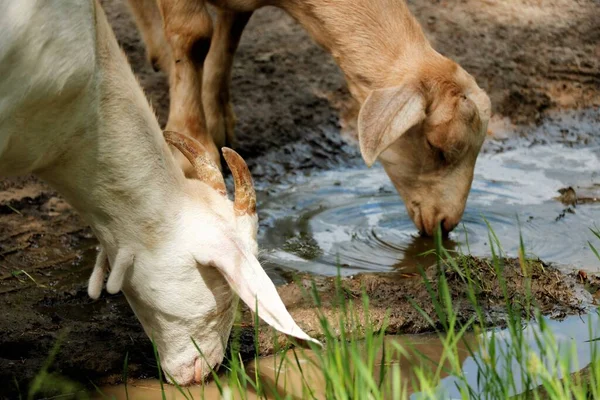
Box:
[127,0,492,236]
[0,0,317,385]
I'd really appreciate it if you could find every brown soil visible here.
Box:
[0,0,598,397]
[556,185,600,205]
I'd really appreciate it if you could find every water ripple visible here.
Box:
[259,144,600,277]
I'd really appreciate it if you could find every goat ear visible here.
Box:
[197,240,321,346]
[358,83,426,166]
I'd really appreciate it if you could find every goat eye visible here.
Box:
[438,149,447,163]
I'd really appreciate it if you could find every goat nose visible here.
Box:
[194,357,205,383]
[441,217,459,235]
[421,217,453,238]
[439,218,451,238]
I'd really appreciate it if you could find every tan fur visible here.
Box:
[202,10,252,150]
[158,0,219,174]
[126,0,172,73]
[127,0,492,235]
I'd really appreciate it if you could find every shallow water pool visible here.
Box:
[259,143,600,278]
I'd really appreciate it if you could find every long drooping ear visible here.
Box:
[358,84,427,166]
[196,238,321,346]
[164,131,227,196]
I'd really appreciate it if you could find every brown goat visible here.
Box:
[126,0,492,235]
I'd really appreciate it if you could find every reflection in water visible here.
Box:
[98,333,474,400]
[431,311,600,399]
[259,144,600,279]
[388,234,459,272]
[98,311,600,399]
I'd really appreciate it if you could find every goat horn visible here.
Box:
[164,131,226,196]
[222,148,256,216]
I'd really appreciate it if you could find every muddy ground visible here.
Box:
[0,0,598,397]
[242,257,598,356]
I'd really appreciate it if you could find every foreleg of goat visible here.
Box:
[203,10,252,150]
[126,0,172,75]
[158,0,220,174]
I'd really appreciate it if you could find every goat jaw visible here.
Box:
[222,148,256,216]
[163,130,226,196]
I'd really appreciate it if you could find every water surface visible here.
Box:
[259,144,600,278]
[98,311,600,399]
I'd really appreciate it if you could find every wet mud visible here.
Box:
[1,0,599,397]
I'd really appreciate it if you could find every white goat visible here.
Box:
[0,0,317,385]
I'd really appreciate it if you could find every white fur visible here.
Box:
[88,247,108,300]
[0,0,317,385]
[105,249,134,294]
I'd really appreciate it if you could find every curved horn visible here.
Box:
[164,131,226,196]
[222,148,256,216]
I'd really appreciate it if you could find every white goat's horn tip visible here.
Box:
[222,147,256,216]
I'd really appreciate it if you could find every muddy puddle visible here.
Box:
[259,140,600,280]
[96,311,600,399]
